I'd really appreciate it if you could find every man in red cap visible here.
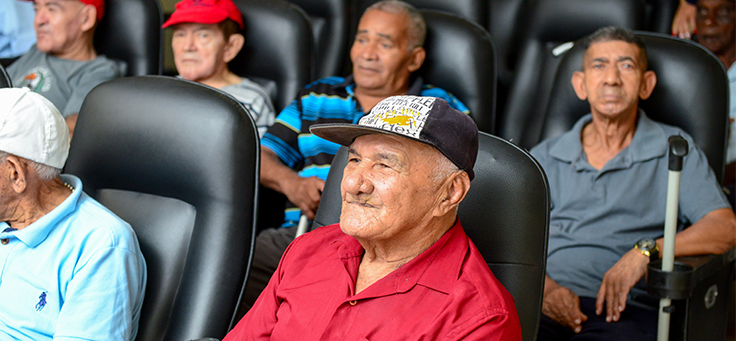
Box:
[8,0,122,138]
[163,0,275,136]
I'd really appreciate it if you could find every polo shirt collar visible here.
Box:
[549,109,666,169]
[0,174,82,248]
[344,75,425,97]
[340,218,467,299]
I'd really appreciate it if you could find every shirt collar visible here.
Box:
[0,174,83,248]
[549,109,666,167]
[338,218,467,297]
[344,75,425,97]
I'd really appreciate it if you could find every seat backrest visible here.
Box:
[540,32,730,183]
[65,76,259,341]
[499,0,645,149]
[94,0,162,76]
[645,0,680,34]
[417,10,497,133]
[312,132,550,341]
[231,0,312,113]
[488,0,531,120]
[286,0,352,80]
[0,64,11,87]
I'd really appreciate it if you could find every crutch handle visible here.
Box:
[668,135,688,171]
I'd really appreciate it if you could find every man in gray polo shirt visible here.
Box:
[530,27,736,341]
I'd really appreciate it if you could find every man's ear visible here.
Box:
[639,70,657,100]
[223,33,245,63]
[3,156,27,194]
[407,46,426,73]
[571,71,588,100]
[433,171,471,217]
[79,5,97,32]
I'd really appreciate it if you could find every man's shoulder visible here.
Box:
[302,76,349,93]
[69,193,139,252]
[418,84,470,113]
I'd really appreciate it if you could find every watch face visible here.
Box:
[637,239,655,251]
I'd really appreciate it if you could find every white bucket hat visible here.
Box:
[0,88,70,169]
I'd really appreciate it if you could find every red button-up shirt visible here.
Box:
[226,220,522,340]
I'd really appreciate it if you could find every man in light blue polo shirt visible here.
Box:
[531,27,736,341]
[0,88,146,340]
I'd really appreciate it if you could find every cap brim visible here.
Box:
[310,123,429,148]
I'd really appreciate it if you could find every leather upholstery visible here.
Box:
[94,0,162,76]
[488,0,530,123]
[499,0,646,148]
[417,10,497,133]
[357,0,488,26]
[65,76,259,341]
[231,0,313,113]
[312,132,550,341]
[541,32,730,183]
[286,0,352,79]
[645,0,680,34]
[0,64,10,88]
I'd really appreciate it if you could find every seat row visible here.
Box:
[1,24,728,339]
[57,0,685,139]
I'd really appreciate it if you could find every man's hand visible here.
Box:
[282,176,325,220]
[260,147,325,219]
[672,0,697,39]
[543,277,588,333]
[595,248,649,322]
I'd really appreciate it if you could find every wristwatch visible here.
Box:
[634,238,659,261]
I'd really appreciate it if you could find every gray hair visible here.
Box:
[580,26,649,71]
[420,146,460,186]
[0,151,62,181]
[365,0,427,49]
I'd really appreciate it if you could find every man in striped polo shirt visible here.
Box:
[243,0,469,309]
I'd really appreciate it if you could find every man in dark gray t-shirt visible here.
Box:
[8,0,122,138]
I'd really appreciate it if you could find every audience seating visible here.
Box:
[64,76,259,341]
[94,0,163,76]
[230,0,313,113]
[285,0,353,80]
[312,132,550,341]
[498,0,646,149]
[539,32,733,341]
[417,10,497,133]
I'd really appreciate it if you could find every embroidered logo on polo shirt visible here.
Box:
[17,67,52,93]
[35,291,47,311]
[359,96,435,139]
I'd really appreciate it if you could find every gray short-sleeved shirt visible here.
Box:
[8,45,123,116]
[530,111,729,301]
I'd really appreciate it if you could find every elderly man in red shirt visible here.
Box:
[224,95,522,340]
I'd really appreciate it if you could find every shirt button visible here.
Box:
[349,300,357,306]
[1,239,8,245]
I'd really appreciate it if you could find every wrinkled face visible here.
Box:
[696,0,735,56]
[33,0,88,56]
[172,23,229,83]
[577,41,650,118]
[339,134,445,242]
[350,9,418,95]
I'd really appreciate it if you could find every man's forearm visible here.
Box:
[260,146,301,194]
[657,208,736,257]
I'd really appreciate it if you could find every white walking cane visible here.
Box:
[657,135,688,341]
[295,214,309,238]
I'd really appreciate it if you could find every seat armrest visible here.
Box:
[647,247,736,299]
